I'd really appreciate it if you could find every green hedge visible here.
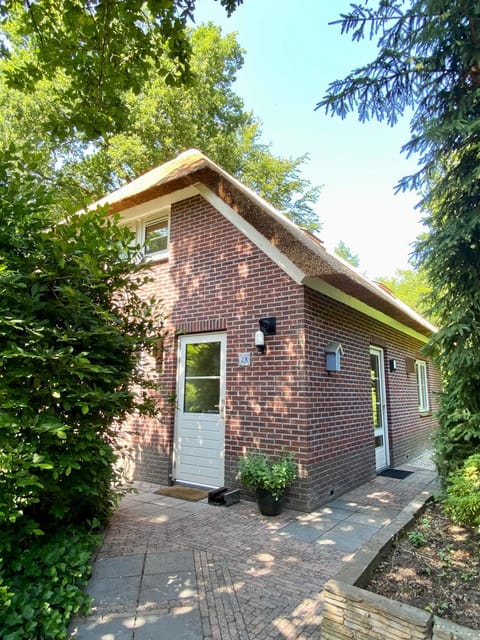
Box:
[0,150,163,638]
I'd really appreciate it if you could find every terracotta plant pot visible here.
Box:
[256,487,285,516]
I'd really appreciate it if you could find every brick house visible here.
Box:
[94,149,440,512]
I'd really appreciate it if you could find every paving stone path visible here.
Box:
[69,464,437,639]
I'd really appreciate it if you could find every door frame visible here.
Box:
[370,346,390,471]
[173,332,227,487]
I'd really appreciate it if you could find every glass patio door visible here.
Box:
[370,346,389,471]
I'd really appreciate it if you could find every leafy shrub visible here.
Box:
[0,151,165,550]
[442,453,480,530]
[0,525,99,640]
[237,450,297,500]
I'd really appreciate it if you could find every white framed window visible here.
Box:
[135,211,170,261]
[144,218,168,258]
[415,360,429,412]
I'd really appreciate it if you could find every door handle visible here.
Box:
[215,403,226,419]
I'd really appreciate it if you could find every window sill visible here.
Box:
[143,251,169,264]
[419,411,432,417]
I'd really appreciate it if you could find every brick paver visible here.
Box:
[70,463,437,639]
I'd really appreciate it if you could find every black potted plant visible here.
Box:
[237,449,297,516]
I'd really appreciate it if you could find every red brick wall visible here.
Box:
[302,288,439,509]
[122,194,440,511]
[123,195,308,501]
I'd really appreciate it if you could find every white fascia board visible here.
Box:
[195,184,305,284]
[304,277,430,344]
[109,186,198,223]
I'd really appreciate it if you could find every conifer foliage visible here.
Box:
[318,1,480,478]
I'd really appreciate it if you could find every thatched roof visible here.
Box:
[92,149,435,338]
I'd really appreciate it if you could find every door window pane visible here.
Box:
[186,342,220,376]
[184,341,221,413]
[184,379,220,413]
[375,435,384,448]
[370,354,381,428]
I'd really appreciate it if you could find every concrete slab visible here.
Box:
[344,508,398,527]
[324,498,361,512]
[123,491,162,503]
[148,508,192,523]
[86,575,140,610]
[92,554,144,579]
[297,511,348,526]
[278,522,323,542]
[313,506,353,521]
[175,500,212,514]
[316,522,381,553]
[118,502,171,517]
[279,517,338,542]
[70,614,135,640]
[150,495,191,507]
[69,615,135,640]
[122,502,191,523]
[139,572,197,605]
[144,550,195,574]
[134,607,203,640]
[117,496,143,508]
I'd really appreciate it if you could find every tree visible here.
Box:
[378,267,432,318]
[0,0,244,138]
[334,240,360,267]
[0,23,322,229]
[317,0,480,479]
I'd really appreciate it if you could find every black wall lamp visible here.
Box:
[255,317,276,354]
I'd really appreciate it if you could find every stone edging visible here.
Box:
[320,489,480,640]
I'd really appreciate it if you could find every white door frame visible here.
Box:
[173,332,226,487]
[370,346,390,471]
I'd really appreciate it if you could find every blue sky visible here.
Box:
[192,0,425,278]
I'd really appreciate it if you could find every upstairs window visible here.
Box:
[142,213,169,261]
[145,219,168,257]
[415,360,429,413]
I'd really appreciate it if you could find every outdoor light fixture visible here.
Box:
[254,329,265,353]
[255,317,276,354]
[389,359,397,372]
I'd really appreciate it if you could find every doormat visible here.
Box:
[154,486,209,501]
[379,469,413,480]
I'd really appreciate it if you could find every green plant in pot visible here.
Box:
[237,450,297,516]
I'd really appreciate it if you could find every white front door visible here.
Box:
[174,333,226,487]
[370,346,389,471]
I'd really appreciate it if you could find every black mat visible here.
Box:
[378,469,413,480]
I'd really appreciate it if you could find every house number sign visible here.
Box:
[238,353,251,366]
